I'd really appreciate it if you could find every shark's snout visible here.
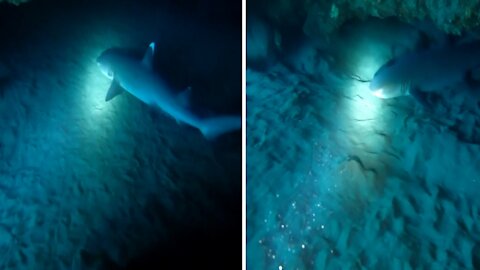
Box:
[369,78,388,98]
[372,88,386,98]
[369,83,408,99]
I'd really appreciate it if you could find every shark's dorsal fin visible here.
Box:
[105,80,123,101]
[142,42,155,69]
[177,86,192,107]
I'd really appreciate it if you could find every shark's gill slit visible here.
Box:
[402,81,412,95]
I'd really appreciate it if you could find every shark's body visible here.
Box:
[97,42,241,139]
[370,41,480,99]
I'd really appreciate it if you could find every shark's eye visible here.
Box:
[108,71,113,78]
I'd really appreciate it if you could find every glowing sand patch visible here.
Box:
[84,58,116,116]
[344,80,383,129]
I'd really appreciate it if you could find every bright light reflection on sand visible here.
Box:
[84,57,116,117]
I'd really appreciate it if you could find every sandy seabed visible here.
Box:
[246,26,480,269]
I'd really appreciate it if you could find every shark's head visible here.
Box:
[96,49,117,80]
[369,58,410,99]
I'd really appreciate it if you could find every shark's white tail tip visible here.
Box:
[199,116,241,140]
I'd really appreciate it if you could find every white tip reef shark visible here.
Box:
[369,40,480,99]
[96,42,241,139]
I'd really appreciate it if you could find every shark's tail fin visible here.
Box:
[199,116,242,140]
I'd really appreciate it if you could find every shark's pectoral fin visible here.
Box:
[141,42,155,69]
[105,80,123,102]
[177,86,192,107]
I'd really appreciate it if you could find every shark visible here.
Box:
[369,40,480,99]
[96,42,241,139]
